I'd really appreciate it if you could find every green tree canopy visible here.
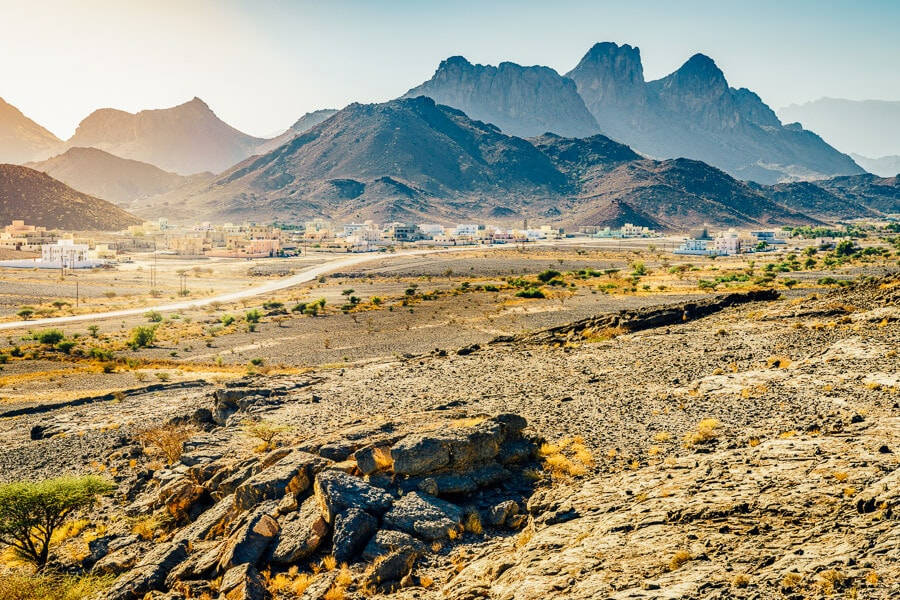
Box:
[0,476,114,570]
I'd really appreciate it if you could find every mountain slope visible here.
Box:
[65,97,264,175]
[778,99,900,158]
[0,164,141,230]
[150,97,569,223]
[814,174,900,214]
[0,97,62,164]
[256,109,339,155]
[566,43,864,184]
[25,147,204,208]
[751,180,881,221]
[403,56,599,138]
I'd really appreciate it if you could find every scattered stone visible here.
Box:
[217,504,280,572]
[220,563,266,600]
[234,451,320,511]
[332,508,378,564]
[103,540,188,600]
[361,529,425,562]
[313,470,393,523]
[382,491,464,540]
[361,545,419,592]
[270,496,329,564]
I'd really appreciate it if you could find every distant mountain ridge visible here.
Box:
[0,97,62,164]
[403,56,600,138]
[0,164,141,230]
[25,147,207,208]
[849,154,900,178]
[64,97,265,175]
[135,97,827,231]
[778,98,900,159]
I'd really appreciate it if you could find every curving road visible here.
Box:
[0,244,533,332]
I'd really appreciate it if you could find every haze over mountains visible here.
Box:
[63,97,265,175]
[778,99,900,177]
[25,147,204,208]
[0,97,62,164]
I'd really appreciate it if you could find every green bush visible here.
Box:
[220,314,235,326]
[291,303,307,313]
[55,341,76,354]
[516,287,545,299]
[537,269,561,283]
[245,309,262,323]
[35,329,65,346]
[128,325,157,349]
[0,476,114,569]
[144,311,163,323]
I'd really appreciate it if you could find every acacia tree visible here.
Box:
[0,476,114,570]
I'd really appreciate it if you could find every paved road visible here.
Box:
[0,244,521,332]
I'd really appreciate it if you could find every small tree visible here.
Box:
[128,325,157,349]
[17,308,34,320]
[0,476,114,570]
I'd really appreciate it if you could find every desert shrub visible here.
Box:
[16,307,34,320]
[245,309,262,323]
[128,325,157,350]
[0,354,8,364]
[684,418,721,447]
[516,288,545,299]
[88,347,114,361]
[0,476,114,569]
[537,269,561,283]
[35,329,65,346]
[263,301,284,311]
[630,261,647,276]
[87,325,100,338]
[144,311,163,323]
[55,341,76,354]
[242,419,290,451]
[292,303,307,313]
[136,423,195,464]
[835,240,855,257]
[220,314,235,326]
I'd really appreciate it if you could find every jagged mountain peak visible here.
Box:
[655,53,728,95]
[403,56,598,138]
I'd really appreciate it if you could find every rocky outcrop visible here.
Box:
[506,289,778,345]
[446,417,900,599]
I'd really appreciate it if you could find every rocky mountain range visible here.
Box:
[134,97,831,231]
[25,147,206,209]
[0,97,62,164]
[403,43,865,184]
[63,97,265,175]
[403,56,599,139]
[565,43,865,184]
[0,164,141,230]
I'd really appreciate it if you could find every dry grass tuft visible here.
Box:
[322,555,337,571]
[668,549,692,571]
[766,355,792,369]
[684,418,721,447]
[464,512,483,535]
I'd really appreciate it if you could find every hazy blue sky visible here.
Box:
[1,0,897,138]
